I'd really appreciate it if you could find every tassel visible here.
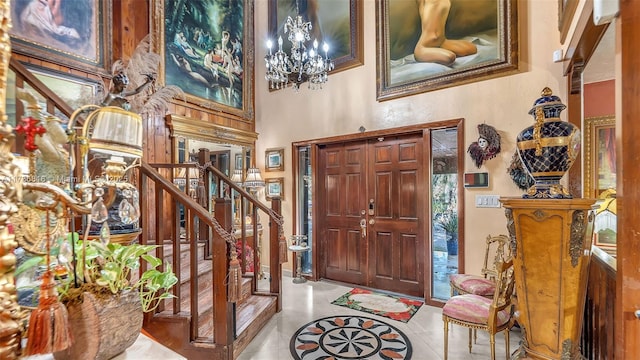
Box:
[279,234,288,264]
[25,209,72,354]
[196,183,206,206]
[227,255,242,302]
[24,272,73,355]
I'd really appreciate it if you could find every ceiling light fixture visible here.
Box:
[264,0,334,91]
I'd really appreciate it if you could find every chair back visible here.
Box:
[481,234,511,280]
[487,258,515,331]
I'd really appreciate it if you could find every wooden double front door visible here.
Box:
[317,133,425,297]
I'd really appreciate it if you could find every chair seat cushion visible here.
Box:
[442,294,511,327]
[450,274,495,297]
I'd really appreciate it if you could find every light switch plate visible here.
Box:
[476,195,501,208]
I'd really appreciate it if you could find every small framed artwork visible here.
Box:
[376,0,518,101]
[464,172,490,188]
[153,0,254,120]
[10,0,111,74]
[265,177,284,201]
[265,148,284,172]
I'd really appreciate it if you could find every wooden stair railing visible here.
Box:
[139,161,283,359]
[193,148,284,306]
[10,61,284,358]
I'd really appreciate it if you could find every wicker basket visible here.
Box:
[53,290,143,360]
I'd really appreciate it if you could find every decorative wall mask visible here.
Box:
[507,151,535,191]
[467,124,501,168]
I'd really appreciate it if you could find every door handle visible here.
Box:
[360,218,367,238]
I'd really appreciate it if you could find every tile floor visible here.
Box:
[239,275,522,360]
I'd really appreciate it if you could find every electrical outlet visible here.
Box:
[475,195,501,208]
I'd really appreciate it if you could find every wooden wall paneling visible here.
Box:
[112,0,150,65]
[582,251,617,359]
[616,1,640,358]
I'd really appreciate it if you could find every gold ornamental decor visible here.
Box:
[0,1,28,358]
[10,204,68,255]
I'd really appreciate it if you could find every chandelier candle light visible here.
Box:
[265,2,334,90]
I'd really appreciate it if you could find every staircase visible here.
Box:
[10,59,284,360]
[143,239,278,358]
[138,160,284,360]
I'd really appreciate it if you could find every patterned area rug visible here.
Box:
[290,315,412,360]
[331,288,423,323]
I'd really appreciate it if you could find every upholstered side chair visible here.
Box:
[442,258,515,360]
[449,234,510,298]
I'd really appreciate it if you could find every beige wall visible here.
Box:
[253,0,567,275]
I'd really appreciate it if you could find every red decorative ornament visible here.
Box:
[15,116,47,152]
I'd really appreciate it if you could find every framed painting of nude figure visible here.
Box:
[267,0,364,90]
[376,0,518,101]
[9,0,111,74]
[152,0,254,121]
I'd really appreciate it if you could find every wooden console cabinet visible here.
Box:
[500,198,595,359]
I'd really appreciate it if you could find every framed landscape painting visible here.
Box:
[265,177,284,201]
[10,0,111,74]
[376,0,518,101]
[153,0,254,120]
[265,148,284,172]
[267,0,363,88]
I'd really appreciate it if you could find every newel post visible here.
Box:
[213,197,234,349]
[269,197,283,311]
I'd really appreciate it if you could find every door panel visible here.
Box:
[368,134,424,297]
[318,134,424,297]
[319,141,367,285]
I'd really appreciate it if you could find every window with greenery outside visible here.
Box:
[432,173,458,255]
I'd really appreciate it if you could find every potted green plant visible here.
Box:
[59,238,177,359]
[17,236,177,360]
[437,212,458,255]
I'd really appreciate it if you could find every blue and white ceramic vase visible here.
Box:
[516,87,580,199]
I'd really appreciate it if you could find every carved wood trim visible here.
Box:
[166,114,257,148]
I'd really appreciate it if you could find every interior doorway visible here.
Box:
[318,133,425,297]
[292,120,464,303]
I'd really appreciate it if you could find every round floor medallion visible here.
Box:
[290,315,412,360]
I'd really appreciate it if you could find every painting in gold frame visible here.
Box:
[10,0,111,74]
[583,115,616,199]
[152,0,254,120]
[376,0,518,101]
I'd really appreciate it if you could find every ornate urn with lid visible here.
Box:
[516,87,580,198]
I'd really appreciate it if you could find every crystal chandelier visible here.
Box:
[264,2,334,91]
